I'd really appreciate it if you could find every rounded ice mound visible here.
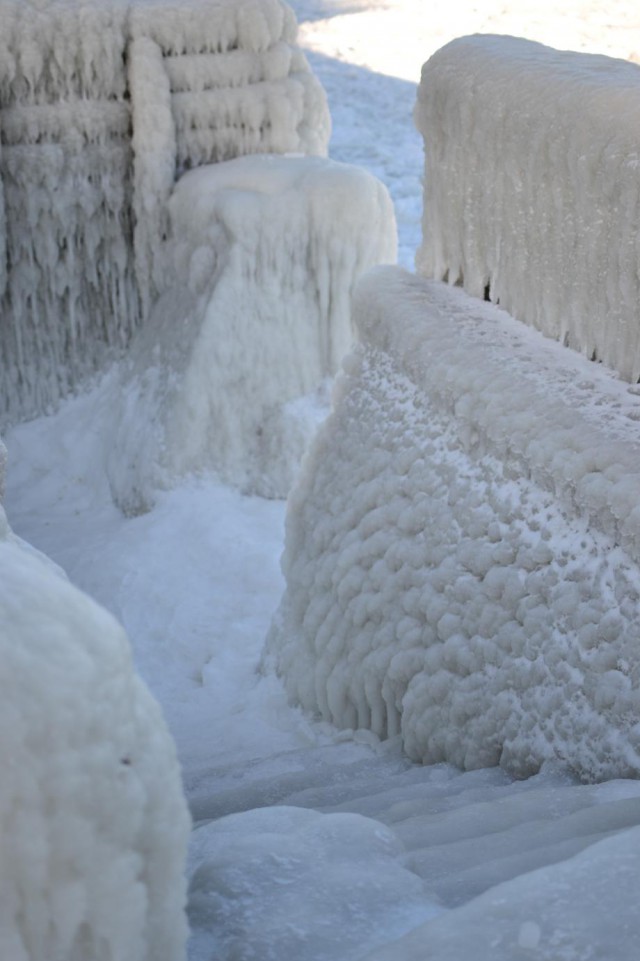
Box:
[187,806,440,961]
[0,517,190,961]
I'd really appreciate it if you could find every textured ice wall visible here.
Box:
[0,0,330,424]
[0,506,190,961]
[415,35,640,382]
[265,267,640,781]
[107,155,397,513]
[128,0,330,315]
[0,0,137,425]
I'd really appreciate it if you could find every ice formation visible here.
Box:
[0,0,330,424]
[187,806,439,961]
[363,823,640,961]
[415,35,640,381]
[0,506,190,961]
[265,266,640,781]
[107,154,397,513]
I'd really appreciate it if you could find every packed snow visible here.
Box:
[4,1,640,960]
[108,153,396,510]
[0,0,329,423]
[0,508,190,961]
[415,34,640,381]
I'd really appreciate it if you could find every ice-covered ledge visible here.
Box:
[415,35,640,381]
[265,266,640,781]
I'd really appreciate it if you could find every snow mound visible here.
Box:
[363,823,640,961]
[265,266,640,781]
[415,35,640,381]
[0,0,329,424]
[187,805,440,961]
[107,154,397,512]
[0,509,190,961]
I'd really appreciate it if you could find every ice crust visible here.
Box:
[415,35,640,381]
[363,823,640,961]
[187,806,440,961]
[265,266,640,780]
[0,0,329,424]
[0,507,190,961]
[107,154,397,512]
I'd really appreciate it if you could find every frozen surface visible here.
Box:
[5,2,640,960]
[364,822,640,961]
[0,0,329,423]
[188,806,440,961]
[0,507,190,961]
[266,266,640,780]
[108,154,396,511]
[415,34,640,380]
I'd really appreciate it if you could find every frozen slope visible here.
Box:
[5,1,640,960]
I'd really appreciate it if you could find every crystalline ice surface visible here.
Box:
[415,35,640,381]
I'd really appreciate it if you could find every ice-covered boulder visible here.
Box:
[187,806,439,961]
[415,35,640,381]
[0,0,330,424]
[264,266,640,781]
[0,506,190,961]
[107,154,397,512]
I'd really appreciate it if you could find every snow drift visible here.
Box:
[265,266,640,781]
[0,0,329,424]
[415,35,640,381]
[107,154,397,512]
[0,506,190,961]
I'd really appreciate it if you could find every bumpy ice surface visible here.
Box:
[266,266,640,780]
[0,507,190,961]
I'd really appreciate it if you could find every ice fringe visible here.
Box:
[415,35,640,382]
[106,154,397,513]
[0,506,190,961]
[0,0,330,424]
[265,265,640,782]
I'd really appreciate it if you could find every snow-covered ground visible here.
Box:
[5,2,640,959]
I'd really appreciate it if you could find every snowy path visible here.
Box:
[5,2,640,959]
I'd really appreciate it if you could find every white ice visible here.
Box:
[4,2,640,961]
[266,266,640,779]
[415,34,640,380]
[108,153,396,511]
[0,507,190,961]
[0,0,329,423]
